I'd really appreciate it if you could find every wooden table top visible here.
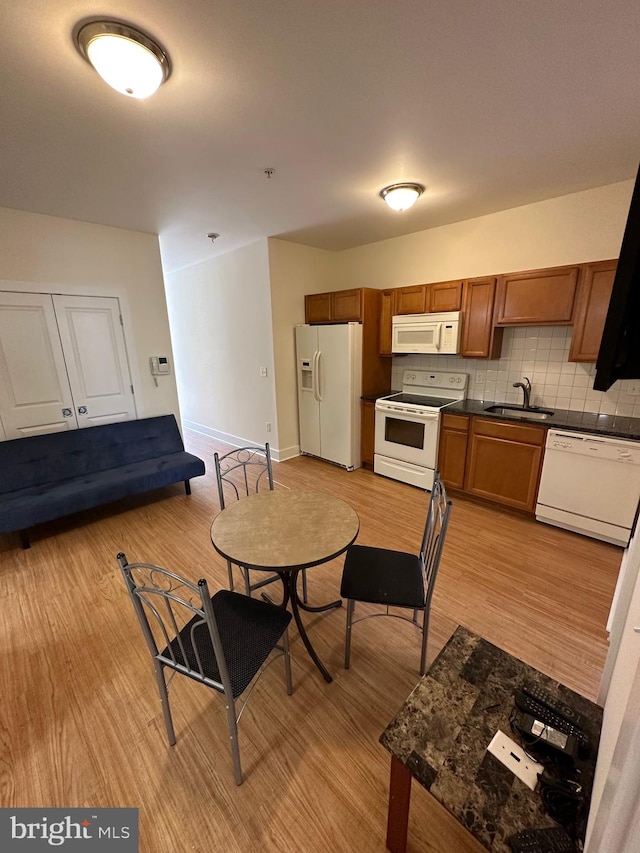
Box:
[210,490,360,571]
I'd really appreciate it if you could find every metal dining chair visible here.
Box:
[340,473,452,676]
[214,443,308,602]
[118,552,293,785]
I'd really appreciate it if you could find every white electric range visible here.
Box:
[374,370,468,490]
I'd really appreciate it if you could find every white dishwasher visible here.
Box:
[536,430,640,546]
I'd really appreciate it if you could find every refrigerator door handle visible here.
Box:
[315,350,323,402]
[312,350,320,401]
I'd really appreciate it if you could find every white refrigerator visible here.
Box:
[295,323,362,470]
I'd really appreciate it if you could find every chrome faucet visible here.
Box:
[513,376,532,409]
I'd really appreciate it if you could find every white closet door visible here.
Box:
[53,295,137,428]
[0,292,78,438]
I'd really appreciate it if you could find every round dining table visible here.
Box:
[210,490,360,683]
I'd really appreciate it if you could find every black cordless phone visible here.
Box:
[513,685,586,760]
[520,684,585,728]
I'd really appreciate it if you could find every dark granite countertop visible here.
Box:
[380,627,602,852]
[446,399,640,440]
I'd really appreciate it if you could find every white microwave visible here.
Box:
[391,311,461,354]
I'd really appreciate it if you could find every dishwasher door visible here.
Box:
[536,430,640,545]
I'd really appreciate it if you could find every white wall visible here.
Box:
[587,531,640,851]
[0,206,180,423]
[164,240,279,451]
[333,180,633,288]
[268,239,337,458]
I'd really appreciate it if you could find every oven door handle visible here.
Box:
[380,407,440,420]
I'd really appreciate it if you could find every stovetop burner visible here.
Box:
[384,393,456,408]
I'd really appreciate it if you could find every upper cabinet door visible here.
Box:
[428,280,463,312]
[331,289,363,322]
[305,292,333,324]
[495,265,579,324]
[460,277,503,359]
[0,292,78,438]
[394,284,428,315]
[379,289,395,355]
[569,260,617,363]
[53,295,136,428]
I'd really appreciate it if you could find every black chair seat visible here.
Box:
[164,590,291,698]
[340,545,425,609]
[340,474,452,676]
[118,553,293,785]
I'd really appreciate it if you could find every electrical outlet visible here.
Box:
[260,366,268,377]
[266,422,271,432]
[475,371,485,384]
[487,730,543,790]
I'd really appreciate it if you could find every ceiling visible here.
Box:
[1,1,639,274]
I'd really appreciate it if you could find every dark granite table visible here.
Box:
[380,627,602,852]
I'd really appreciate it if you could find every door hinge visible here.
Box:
[119,314,124,326]
[131,385,134,394]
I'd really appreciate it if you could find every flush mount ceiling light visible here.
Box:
[76,20,171,99]
[379,182,425,211]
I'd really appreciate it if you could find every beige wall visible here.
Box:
[0,206,180,423]
[268,239,337,458]
[333,180,634,288]
[164,240,279,450]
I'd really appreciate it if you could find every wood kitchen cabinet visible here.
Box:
[389,280,463,317]
[465,418,546,512]
[429,280,463,312]
[361,400,376,468]
[305,289,362,323]
[495,265,580,325]
[460,276,503,359]
[569,259,617,362]
[394,284,428,315]
[379,289,395,356]
[304,292,333,324]
[437,413,470,489]
[332,289,363,322]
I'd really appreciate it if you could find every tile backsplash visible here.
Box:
[391,326,640,418]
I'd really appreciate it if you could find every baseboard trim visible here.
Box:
[182,420,300,464]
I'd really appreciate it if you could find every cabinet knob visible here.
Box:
[62,408,72,417]
[78,405,88,415]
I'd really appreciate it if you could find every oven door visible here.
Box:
[374,404,440,467]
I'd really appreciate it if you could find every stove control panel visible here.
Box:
[402,370,468,393]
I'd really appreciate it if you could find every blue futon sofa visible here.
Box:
[0,415,205,548]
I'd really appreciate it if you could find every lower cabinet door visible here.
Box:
[465,421,544,512]
[437,415,469,489]
[361,400,375,467]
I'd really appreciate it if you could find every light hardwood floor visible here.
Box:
[0,430,622,852]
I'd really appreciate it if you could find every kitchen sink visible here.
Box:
[483,405,555,421]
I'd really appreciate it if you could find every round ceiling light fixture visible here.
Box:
[379,182,425,211]
[76,20,171,99]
